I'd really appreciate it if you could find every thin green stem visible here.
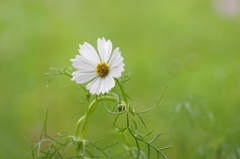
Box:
[74,96,118,138]
[74,95,118,156]
[115,79,128,105]
[80,94,90,139]
[74,117,85,138]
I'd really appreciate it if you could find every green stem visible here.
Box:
[115,78,135,115]
[80,94,90,139]
[115,79,128,105]
[125,112,139,158]
[74,96,118,138]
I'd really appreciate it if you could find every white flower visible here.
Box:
[70,37,125,95]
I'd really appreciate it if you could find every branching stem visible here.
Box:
[74,96,118,138]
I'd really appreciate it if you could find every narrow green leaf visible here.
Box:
[136,113,148,130]
[158,145,172,151]
[133,138,141,159]
[50,67,60,71]
[113,124,127,132]
[135,106,155,114]
[158,150,168,159]
[45,73,58,75]
[44,134,64,146]
[104,105,125,115]
[147,144,150,159]
[24,138,35,158]
[40,109,48,141]
[85,148,94,158]
[122,76,132,83]
[116,127,127,132]
[68,155,84,159]
[125,93,133,101]
[148,133,163,144]
[102,142,119,150]
[46,74,59,87]
[130,128,154,137]
[64,141,74,155]
[135,86,168,114]
[88,142,108,157]
[112,114,119,129]
[131,119,138,131]
[40,151,64,159]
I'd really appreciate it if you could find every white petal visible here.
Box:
[108,48,125,78]
[79,42,100,65]
[97,37,112,63]
[86,77,101,95]
[108,48,123,67]
[109,66,125,78]
[71,71,97,84]
[70,56,96,71]
[70,55,97,84]
[104,76,115,93]
[86,75,115,95]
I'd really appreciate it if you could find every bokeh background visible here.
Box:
[1,0,240,158]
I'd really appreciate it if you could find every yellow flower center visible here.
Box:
[96,63,109,76]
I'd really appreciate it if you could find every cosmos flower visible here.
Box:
[71,37,125,95]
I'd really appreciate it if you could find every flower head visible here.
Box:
[71,37,125,95]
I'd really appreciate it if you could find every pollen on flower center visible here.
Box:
[96,63,109,76]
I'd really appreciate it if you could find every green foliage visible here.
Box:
[1,0,240,158]
[25,69,170,158]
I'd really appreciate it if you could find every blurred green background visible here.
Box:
[1,0,240,158]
